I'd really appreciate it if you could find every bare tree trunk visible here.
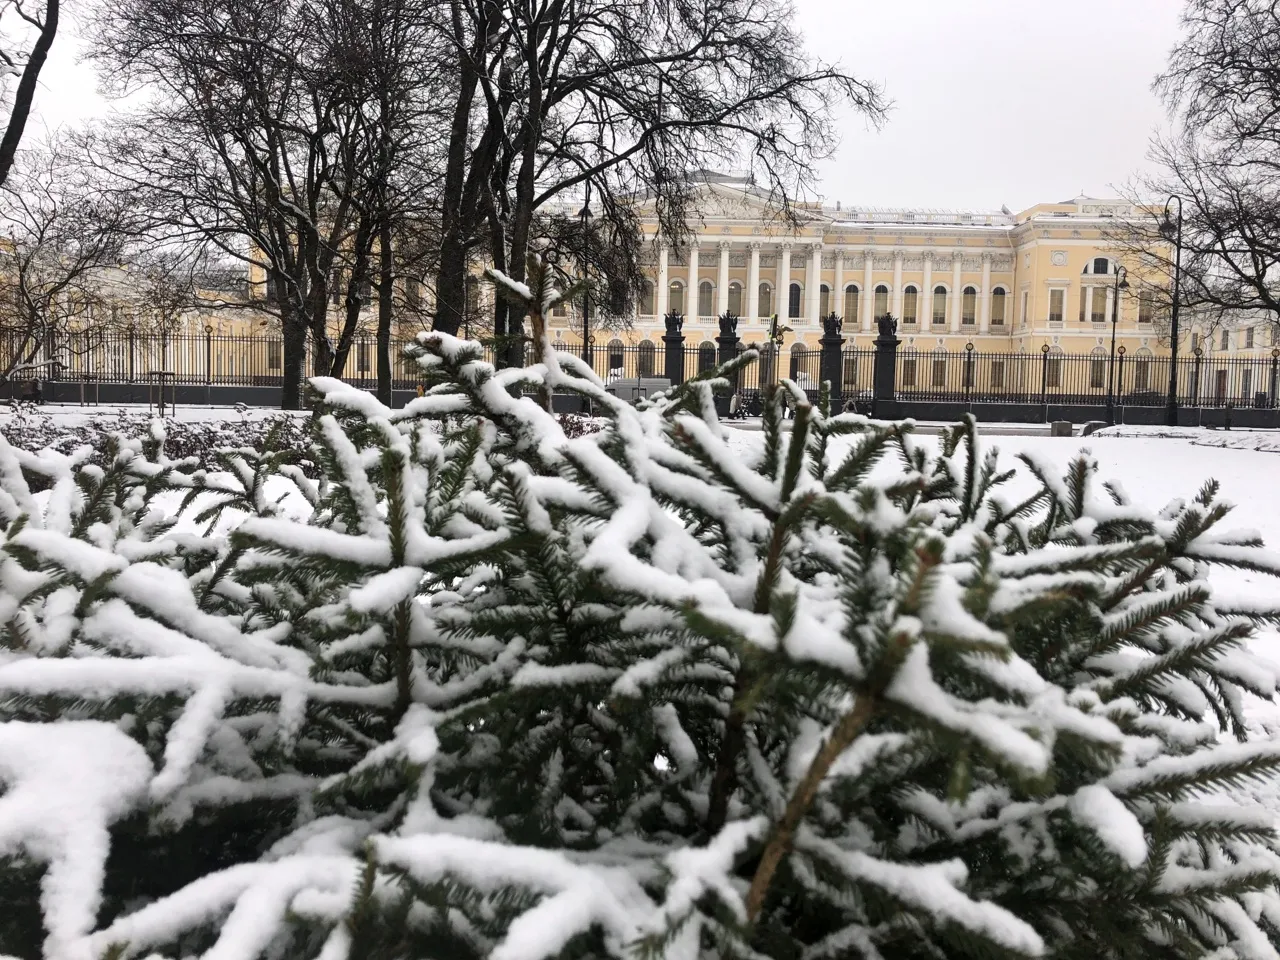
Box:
[377,217,394,405]
[0,0,59,190]
[331,216,375,379]
[281,313,309,410]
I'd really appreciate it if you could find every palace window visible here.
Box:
[789,343,807,380]
[758,282,773,318]
[698,280,715,317]
[931,356,947,387]
[902,358,917,387]
[698,342,716,372]
[728,282,742,316]
[268,340,282,371]
[844,284,860,320]
[668,281,685,315]
[962,286,977,325]
[932,286,948,325]
[1246,326,1255,349]
[819,284,831,317]
[638,341,655,377]
[874,284,889,318]
[1091,288,1108,323]
[902,285,918,324]
[640,280,656,315]
[1092,257,1110,275]
[788,282,802,319]
[608,338,625,373]
[1089,349,1105,389]
[1138,291,1154,323]
[991,288,1006,325]
[1135,355,1151,390]
[1020,290,1029,327]
[357,341,371,374]
[1221,328,1230,351]
[1048,289,1065,323]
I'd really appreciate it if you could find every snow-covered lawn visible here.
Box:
[0,402,307,426]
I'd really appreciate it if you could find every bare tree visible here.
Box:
[429,0,886,352]
[0,0,58,189]
[0,142,133,388]
[1121,0,1280,347]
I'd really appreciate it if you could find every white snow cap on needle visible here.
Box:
[0,721,153,960]
[1068,784,1148,868]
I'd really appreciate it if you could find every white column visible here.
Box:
[921,252,934,332]
[656,242,670,320]
[833,251,845,320]
[1084,287,1094,323]
[776,242,792,320]
[950,251,963,333]
[747,242,761,321]
[808,242,822,324]
[892,251,904,320]
[979,252,992,334]
[717,240,731,316]
[861,249,874,332]
[687,241,700,319]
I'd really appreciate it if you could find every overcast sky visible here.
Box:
[26,0,1186,214]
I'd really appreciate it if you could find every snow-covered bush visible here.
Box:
[0,406,315,487]
[3,312,1280,959]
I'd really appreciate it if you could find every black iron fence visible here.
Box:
[4,328,1279,412]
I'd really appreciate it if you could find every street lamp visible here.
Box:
[1107,265,1129,425]
[578,186,593,370]
[1161,195,1184,426]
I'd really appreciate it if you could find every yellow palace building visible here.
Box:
[548,173,1176,362]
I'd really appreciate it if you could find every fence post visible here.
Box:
[663,311,685,387]
[128,326,136,382]
[963,341,975,404]
[1040,343,1050,407]
[205,325,213,386]
[819,312,845,412]
[1192,349,1203,407]
[1270,349,1279,408]
[871,314,900,419]
[715,312,740,417]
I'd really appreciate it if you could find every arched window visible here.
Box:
[819,284,831,317]
[788,282,802,319]
[638,340,655,377]
[698,280,715,318]
[902,285,918,324]
[758,282,773,318]
[1134,348,1153,390]
[697,341,716,373]
[932,285,948,326]
[962,286,977,325]
[640,280,656,316]
[991,288,1006,326]
[607,338,625,375]
[1089,347,1106,389]
[844,284,860,321]
[759,342,777,383]
[874,284,889,318]
[1092,257,1110,276]
[789,343,808,381]
[728,282,742,316]
[668,281,685,316]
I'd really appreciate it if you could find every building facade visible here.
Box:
[546,176,1277,379]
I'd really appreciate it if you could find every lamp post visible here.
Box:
[1107,265,1129,425]
[579,186,593,370]
[1161,195,1184,426]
